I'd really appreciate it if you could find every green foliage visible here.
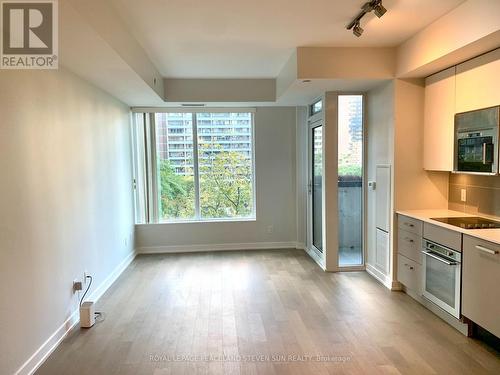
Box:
[199,149,253,218]
[158,160,195,219]
[158,149,253,220]
[338,164,362,177]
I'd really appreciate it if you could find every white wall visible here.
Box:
[393,79,449,212]
[295,106,308,248]
[0,68,135,375]
[135,107,297,251]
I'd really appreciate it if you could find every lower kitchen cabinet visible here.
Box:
[397,254,422,293]
[397,215,423,293]
[462,235,500,338]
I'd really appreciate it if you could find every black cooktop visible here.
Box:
[431,217,500,230]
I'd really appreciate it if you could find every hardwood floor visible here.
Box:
[37,250,500,374]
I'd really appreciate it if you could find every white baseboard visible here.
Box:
[137,241,299,254]
[295,242,306,250]
[366,263,393,290]
[14,309,80,375]
[15,250,137,375]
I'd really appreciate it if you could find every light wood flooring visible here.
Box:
[37,249,500,374]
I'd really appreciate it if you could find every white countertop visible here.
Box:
[396,209,500,246]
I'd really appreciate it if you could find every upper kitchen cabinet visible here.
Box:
[456,49,500,113]
[423,67,456,171]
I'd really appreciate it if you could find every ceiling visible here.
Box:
[109,0,464,79]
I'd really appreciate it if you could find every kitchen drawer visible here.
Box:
[462,236,500,338]
[398,215,423,236]
[397,254,422,293]
[423,222,461,251]
[398,229,422,264]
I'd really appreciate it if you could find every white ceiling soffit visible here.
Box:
[397,0,500,77]
[59,0,164,106]
[277,79,388,106]
[109,0,464,78]
[164,79,276,102]
[274,47,395,104]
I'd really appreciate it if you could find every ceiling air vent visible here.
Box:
[181,103,205,107]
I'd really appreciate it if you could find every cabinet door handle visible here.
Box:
[403,263,414,270]
[475,245,499,255]
[404,223,414,228]
[405,237,414,243]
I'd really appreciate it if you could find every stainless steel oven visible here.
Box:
[422,240,461,319]
[454,106,500,174]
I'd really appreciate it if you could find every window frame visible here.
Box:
[310,99,323,116]
[133,109,257,224]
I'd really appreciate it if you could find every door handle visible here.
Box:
[308,181,312,194]
[475,245,499,255]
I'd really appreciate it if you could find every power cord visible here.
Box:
[80,275,92,307]
[80,275,105,323]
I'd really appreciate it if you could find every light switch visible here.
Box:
[461,189,467,202]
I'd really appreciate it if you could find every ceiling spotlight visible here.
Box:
[346,0,387,37]
[353,21,363,37]
[373,1,387,18]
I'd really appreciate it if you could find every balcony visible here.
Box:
[338,176,363,266]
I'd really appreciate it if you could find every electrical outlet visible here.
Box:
[73,280,83,292]
[83,271,90,285]
[266,225,274,234]
[461,189,467,202]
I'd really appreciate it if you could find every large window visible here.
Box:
[133,111,255,223]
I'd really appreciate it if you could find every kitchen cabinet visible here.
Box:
[398,230,422,264]
[423,48,500,171]
[423,67,456,171]
[398,215,422,236]
[397,254,422,293]
[456,49,500,113]
[462,235,500,338]
[397,215,423,293]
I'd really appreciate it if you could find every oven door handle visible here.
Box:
[421,251,458,265]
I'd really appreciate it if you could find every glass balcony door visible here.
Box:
[307,119,324,256]
[338,95,364,267]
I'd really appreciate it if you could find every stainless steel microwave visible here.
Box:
[454,106,500,174]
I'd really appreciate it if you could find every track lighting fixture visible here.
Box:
[346,0,387,37]
[373,1,387,18]
[352,21,363,37]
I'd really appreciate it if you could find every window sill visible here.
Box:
[136,217,257,225]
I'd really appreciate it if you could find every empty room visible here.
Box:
[1,0,500,374]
